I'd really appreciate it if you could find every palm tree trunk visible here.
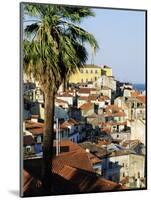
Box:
[42,89,55,193]
[63,78,67,92]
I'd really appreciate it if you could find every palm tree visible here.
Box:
[23,3,99,192]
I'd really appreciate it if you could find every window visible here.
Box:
[81,78,83,83]
[91,70,93,74]
[86,70,88,74]
[86,78,88,83]
[80,69,83,73]
[95,77,97,81]
[123,172,125,177]
[95,70,98,74]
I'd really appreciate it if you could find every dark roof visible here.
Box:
[23,135,35,146]
[23,160,125,196]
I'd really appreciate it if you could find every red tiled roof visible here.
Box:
[25,120,44,129]
[53,151,93,173]
[87,153,102,165]
[57,92,73,97]
[78,88,91,94]
[52,164,125,192]
[56,98,68,104]
[25,120,44,135]
[23,170,33,193]
[23,139,126,196]
[137,95,145,104]
[106,104,121,112]
[114,111,126,117]
[88,95,98,101]
[80,102,93,110]
[68,118,79,125]
[105,105,126,117]
[60,118,79,129]
[52,140,94,173]
[97,96,109,101]
[131,91,141,97]
[79,96,89,101]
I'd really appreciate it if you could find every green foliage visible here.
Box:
[23,3,99,93]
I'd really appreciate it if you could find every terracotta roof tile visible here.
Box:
[56,98,68,104]
[97,96,109,101]
[57,92,73,97]
[114,111,126,117]
[23,139,126,196]
[25,120,44,129]
[80,102,93,110]
[53,165,125,192]
[25,121,44,135]
[137,95,145,104]
[60,118,79,129]
[131,91,141,97]
[78,88,91,94]
[79,96,89,101]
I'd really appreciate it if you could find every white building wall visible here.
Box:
[130,119,146,145]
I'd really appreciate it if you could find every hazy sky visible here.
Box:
[81,8,146,84]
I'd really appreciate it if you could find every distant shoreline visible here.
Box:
[132,83,145,91]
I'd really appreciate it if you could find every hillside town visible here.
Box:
[23,64,146,196]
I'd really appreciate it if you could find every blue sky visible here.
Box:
[81,8,146,84]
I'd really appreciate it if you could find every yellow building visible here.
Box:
[69,64,112,84]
